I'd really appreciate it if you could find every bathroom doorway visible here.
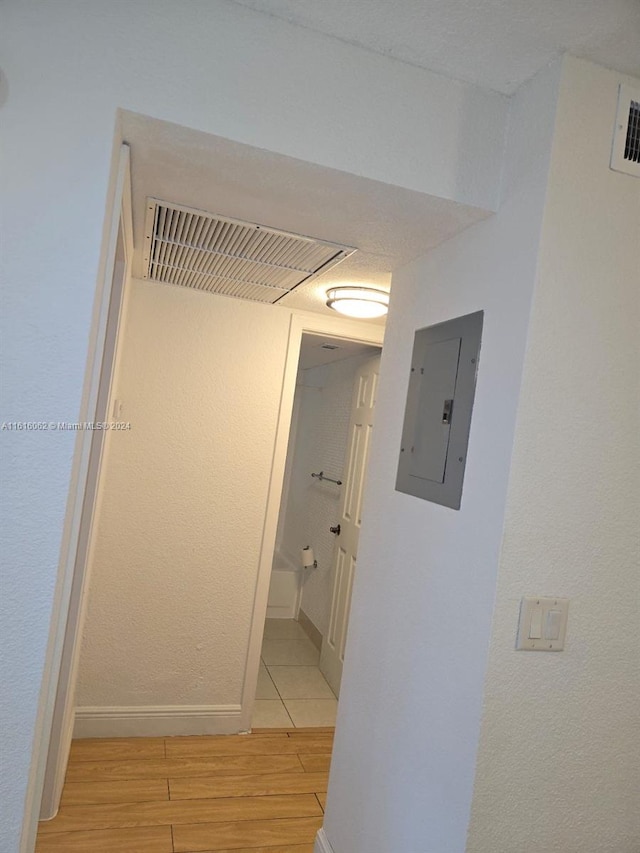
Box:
[253,334,381,728]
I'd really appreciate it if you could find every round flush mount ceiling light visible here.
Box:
[326,286,389,319]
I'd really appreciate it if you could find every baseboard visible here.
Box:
[298,608,323,651]
[314,828,335,853]
[73,704,243,738]
[39,705,76,820]
[266,604,297,619]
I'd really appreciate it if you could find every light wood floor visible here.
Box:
[36,728,333,852]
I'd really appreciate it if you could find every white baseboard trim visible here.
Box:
[266,604,297,619]
[314,828,335,853]
[40,706,76,820]
[74,704,243,738]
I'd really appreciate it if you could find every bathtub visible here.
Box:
[267,551,302,619]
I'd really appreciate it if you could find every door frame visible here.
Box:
[20,140,133,852]
[239,313,384,731]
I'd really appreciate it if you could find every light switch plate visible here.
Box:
[516,596,569,651]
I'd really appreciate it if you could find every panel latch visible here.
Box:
[441,399,454,425]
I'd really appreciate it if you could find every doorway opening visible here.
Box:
[255,333,381,729]
[28,115,391,846]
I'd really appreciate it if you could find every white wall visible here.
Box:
[76,279,291,710]
[321,61,562,853]
[279,355,374,635]
[0,3,506,847]
[467,58,640,853]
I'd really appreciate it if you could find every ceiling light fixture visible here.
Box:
[326,286,389,319]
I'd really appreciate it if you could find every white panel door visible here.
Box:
[320,355,380,697]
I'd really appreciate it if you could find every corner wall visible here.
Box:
[321,61,562,853]
[467,57,640,853]
[75,279,291,724]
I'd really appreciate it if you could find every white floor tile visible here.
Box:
[261,638,320,666]
[263,618,307,640]
[268,666,335,699]
[283,699,338,728]
[255,620,338,728]
[256,664,280,699]
[252,699,293,728]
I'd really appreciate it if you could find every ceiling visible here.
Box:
[121,0,638,321]
[298,334,381,370]
[122,111,488,322]
[232,0,640,95]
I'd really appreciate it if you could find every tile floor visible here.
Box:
[253,619,338,728]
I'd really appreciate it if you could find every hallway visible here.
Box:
[36,728,333,851]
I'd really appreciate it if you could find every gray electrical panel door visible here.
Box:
[396,311,483,509]
[412,337,461,483]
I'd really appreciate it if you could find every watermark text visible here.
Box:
[2,421,132,432]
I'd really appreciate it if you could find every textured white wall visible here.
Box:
[322,61,562,853]
[280,356,373,635]
[0,3,506,846]
[467,58,640,853]
[76,279,290,707]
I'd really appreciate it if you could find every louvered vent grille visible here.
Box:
[611,85,640,177]
[143,200,355,303]
[623,99,639,164]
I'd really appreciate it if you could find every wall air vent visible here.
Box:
[610,85,640,177]
[143,200,356,303]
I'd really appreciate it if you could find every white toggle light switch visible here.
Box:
[545,610,562,641]
[528,608,543,639]
[516,597,569,651]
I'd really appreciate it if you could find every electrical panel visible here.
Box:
[396,311,483,509]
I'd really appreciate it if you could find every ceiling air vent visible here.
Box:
[610,85,640,177]
[143,200,356,303]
